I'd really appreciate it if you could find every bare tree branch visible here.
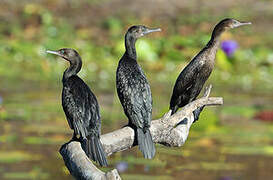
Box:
[60,85,223,180]
[60,142,121,180]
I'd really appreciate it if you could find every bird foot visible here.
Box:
[193,105,205,123]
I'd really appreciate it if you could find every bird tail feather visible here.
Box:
[137,128,155,159]
[82,136,108,167]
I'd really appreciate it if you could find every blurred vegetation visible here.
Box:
[0,2,272,93]
[0,0,273,180]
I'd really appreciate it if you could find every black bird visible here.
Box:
[170,18,251,120]
[116,25,161,159]
[46,48,108,166]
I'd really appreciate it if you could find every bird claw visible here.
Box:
[193,105,205,123]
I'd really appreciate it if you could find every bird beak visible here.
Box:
[234,21,252,28]
[239,22,252,26]
[46,50,62,57]
[143,28,161,35]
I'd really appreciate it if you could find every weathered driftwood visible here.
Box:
[60,85,223,180]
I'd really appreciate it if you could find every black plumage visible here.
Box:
[46,48,108,166]
[170,18,251,119]
[116,25,161,159]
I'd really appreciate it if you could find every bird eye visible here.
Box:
[60,50,65,54]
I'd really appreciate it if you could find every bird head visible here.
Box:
[126,25,161,39]
[46,48,80,62]
[220,18,252,29]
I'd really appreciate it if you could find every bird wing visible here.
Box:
[170,57,203,107]
[177,59,201,93]
[62,76,101,138]
[117,64,152,129]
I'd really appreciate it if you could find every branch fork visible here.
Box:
[60,85,223,180]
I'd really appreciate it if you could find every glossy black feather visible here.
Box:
[62,76,100,138]
[62,75,108,166]
[170,49,213,115]
[116,54,155,159]
[116,55,153,129]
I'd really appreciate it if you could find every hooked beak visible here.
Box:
[46,50,62,57]
[234,21,252,28]
[46,50,69,61]
[143,28,161,35]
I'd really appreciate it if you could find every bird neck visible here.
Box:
[63,57,82,81]
[207,24,226,48]
[125,33,137,60]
